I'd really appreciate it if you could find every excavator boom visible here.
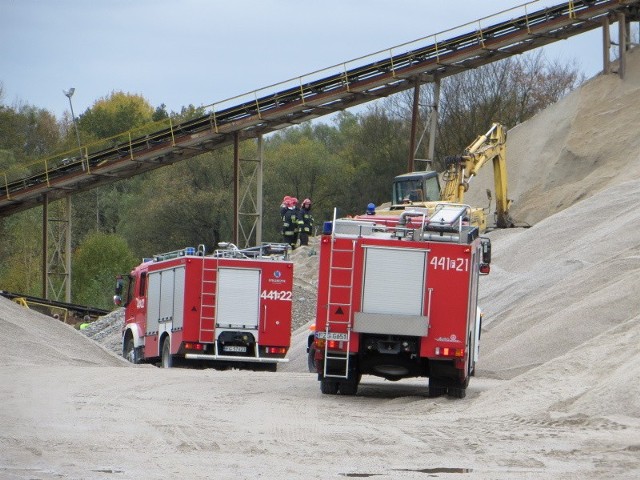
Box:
[441,122,513,227]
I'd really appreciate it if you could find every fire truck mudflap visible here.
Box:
[312,205,490,397]
[117,243,293,371]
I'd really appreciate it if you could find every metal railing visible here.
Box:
[0,0,631,207]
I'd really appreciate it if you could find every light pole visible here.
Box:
[63,88,83,160]
[63,88,99,230]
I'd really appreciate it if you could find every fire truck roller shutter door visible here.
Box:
[355,246,429,336]
[173,267,185,330]
[362,247,426,315]
[146,272,161,335]
[216,268,261,330]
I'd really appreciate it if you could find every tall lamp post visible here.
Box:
[63,88,99,230]
[63,88,83,160]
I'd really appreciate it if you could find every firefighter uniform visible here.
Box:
[282,204,299,249]
[299,198,314,246]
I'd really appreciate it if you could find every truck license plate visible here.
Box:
[223,345,247,353]
[316,332,349,341]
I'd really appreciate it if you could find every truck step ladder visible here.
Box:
[199,258,217,343]
[323,233,356,380]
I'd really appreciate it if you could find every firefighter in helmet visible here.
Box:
[299,198,314,246]
[282,197,299,249]
[280,195,292,217]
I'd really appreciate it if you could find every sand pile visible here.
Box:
[0,296,126,368]
[2,42,640,480]
[466,47,640,226]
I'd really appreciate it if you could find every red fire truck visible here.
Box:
[115,243,293,371]
[311,204,491,397]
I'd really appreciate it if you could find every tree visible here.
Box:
[78,91,154,139]
[336,106,409,211]
[0,209,42,296]
[0,102,61,163]
[434,52,581,163]
[381,51,582,170]
[264,122,353,238]
[71,232,138,310]
[117,149,235,258]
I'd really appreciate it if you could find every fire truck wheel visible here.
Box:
[449,386,467,399]
[320,377,339,395]
[468,334,476,377]
[257,363,277,372]
[307,346,317,373]
[339,380,358,396]
[428,378,447,398]
[161,339,173,368]
[123,337,140,364]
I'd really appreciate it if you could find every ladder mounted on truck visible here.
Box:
[322,210,356,379]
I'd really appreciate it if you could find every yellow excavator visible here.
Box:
[375,122,513,232]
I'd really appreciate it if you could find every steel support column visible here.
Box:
[408,79,421,172]
[618,12,627,79]
[603,16,611,74]
[233,133,240,245]
[44,195,72,302]
[42,195,48,298]
[237,136,263,248]
[428,77,441,163]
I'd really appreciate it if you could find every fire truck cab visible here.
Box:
[116,243,293,371]
[312,204,490,397]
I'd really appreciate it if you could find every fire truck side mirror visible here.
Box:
[480,237,491,265]
[115,276,124,295]
[114,275,124,306]
[479,263,491,275]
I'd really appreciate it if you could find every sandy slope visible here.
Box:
[2,50,640,479]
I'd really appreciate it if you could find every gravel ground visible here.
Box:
[5,48,640,480]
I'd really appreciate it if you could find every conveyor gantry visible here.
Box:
[1,0,639,217]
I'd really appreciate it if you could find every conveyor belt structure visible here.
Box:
[1,0,638,217]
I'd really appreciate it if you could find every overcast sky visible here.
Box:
[0,0,617,120]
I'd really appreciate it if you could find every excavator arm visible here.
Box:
[440,122,513,227]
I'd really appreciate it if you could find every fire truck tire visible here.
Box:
[123,337,140,364]
[320,377,339,395]
[161,339,173,368]
[468,334,476,377]
[257,363,277,372]
[339,380,358,396]
[449,386,467,399]
[428,378,447,398]
[307,345,317,373]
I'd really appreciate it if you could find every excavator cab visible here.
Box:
[391,171,440,208]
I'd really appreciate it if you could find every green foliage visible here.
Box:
[78,91,154,139]
[152,104,169,121]
[434,52,581,166]
[263,123,354,236]
[0,51,582,307]
[117,150,235,258]
[0,103,61,162]
[71,232,138,310]
[0,210,42,296]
